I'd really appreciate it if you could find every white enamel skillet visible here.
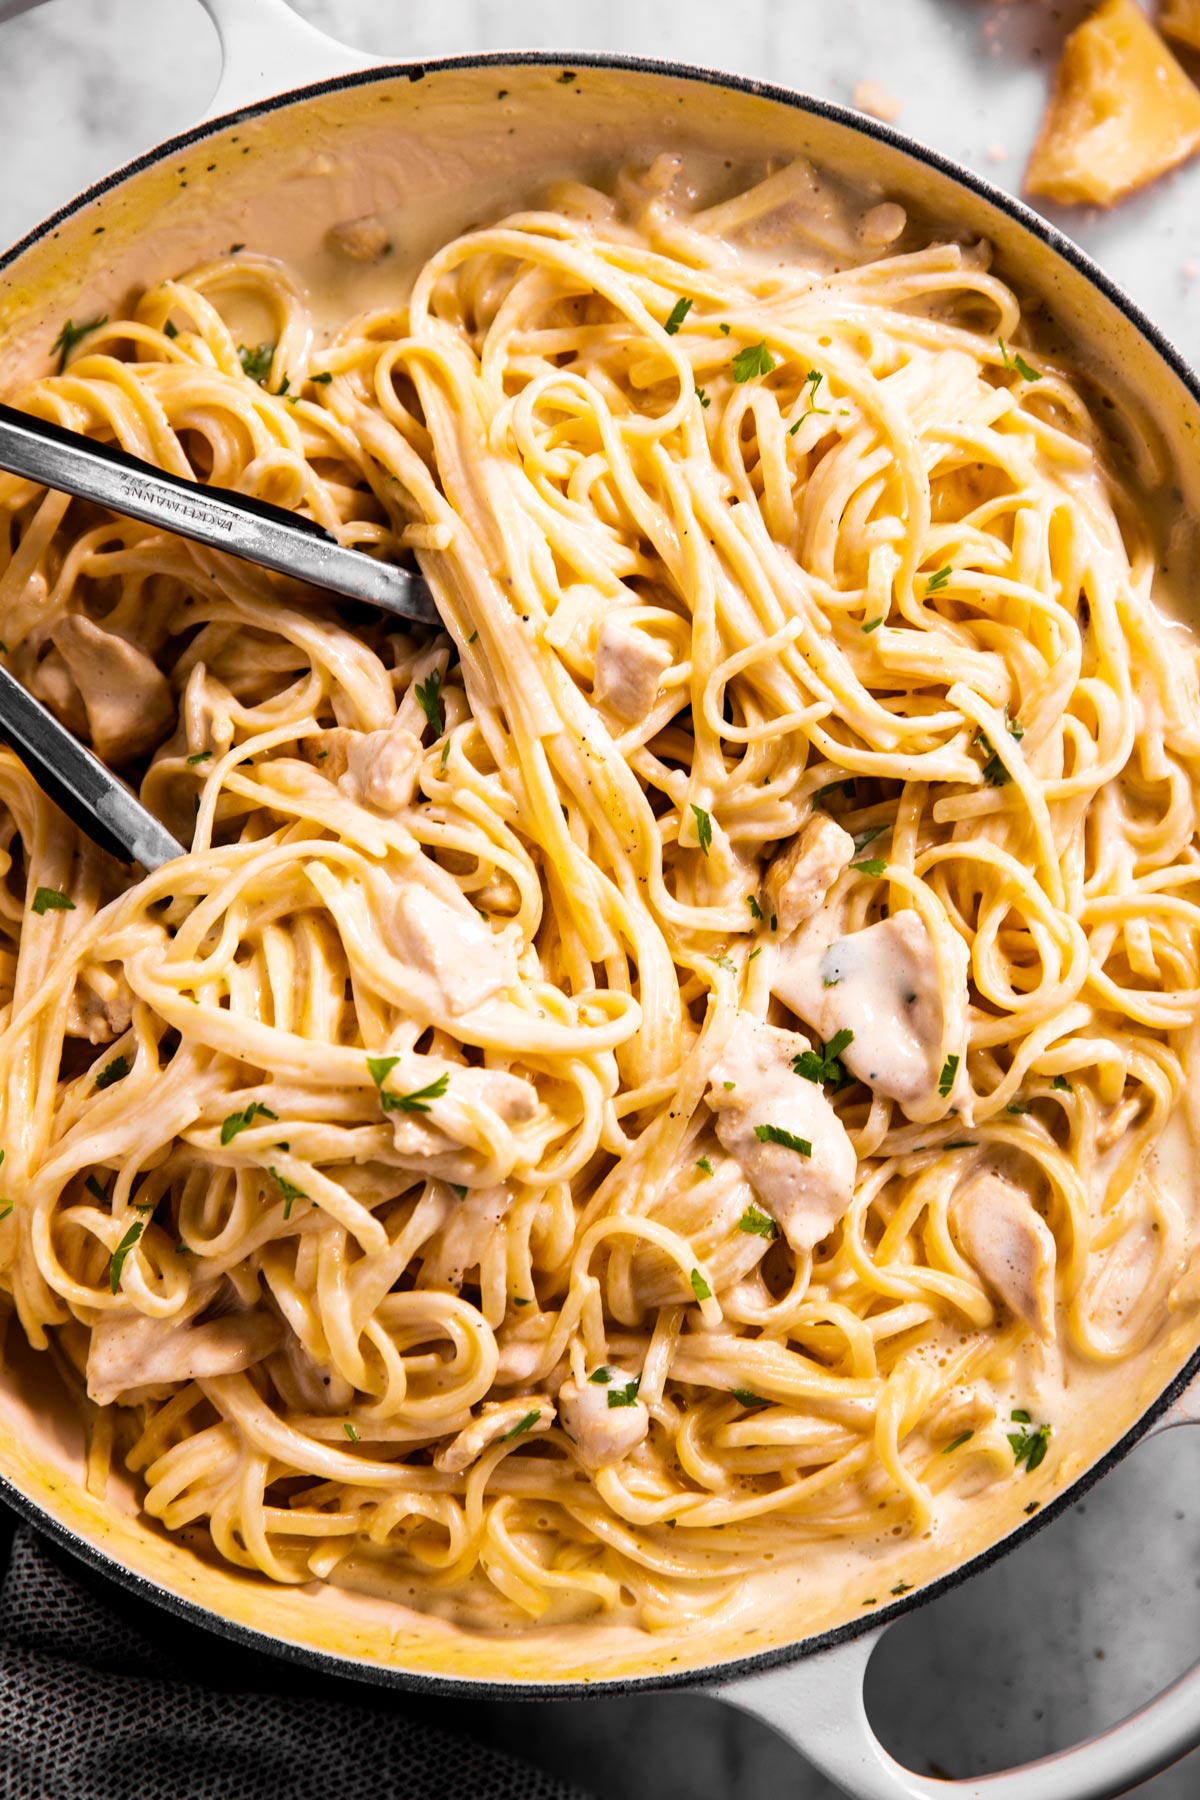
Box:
[0,4,1198,1794]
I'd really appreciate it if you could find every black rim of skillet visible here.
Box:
[2,46,1200,1701]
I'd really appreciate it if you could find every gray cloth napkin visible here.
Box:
[0,1514,591,1800]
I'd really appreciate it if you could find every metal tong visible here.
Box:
[0,403,441,869]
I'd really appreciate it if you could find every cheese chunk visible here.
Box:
[1026,0,1200,206]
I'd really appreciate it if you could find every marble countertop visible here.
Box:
[0,3,1199,1796]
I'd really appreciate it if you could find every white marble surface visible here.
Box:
[0,3,1199,1796]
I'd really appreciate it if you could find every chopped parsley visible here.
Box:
[689,1268,712,1302]
[695,386,711,409]
[163,319,178,340]
[270,1167,307,1219]
[803,369,830,415]
[311,370,333,384]
[792,1028,854,1086]
[753,1124,812,1156]
[787,417,803,437]
[1008,1415,1052,1473]
[1006,1099,1032,1115]
[812,778,854,808]
[664,296,693,335]
[998,337,1041,382]
[109,1218,145,1293]
[944,1140,977,1149]
[32,886,74,915]
[853,824,887,853]
[344,1422,360,1442]
[1052,1074,1073,1092]
[414,666,444,735]
[94,1054,131,1091]
[380,1072,450,1115]
[746,894,763,921]
[711,954,737,974]
[366,1054,401,1090]
[731,1389,769,1408]
[738,1205,778,1240]
[588,1366,612,1384]
[942,1429,974,1454]
[450,1183,468,1199]
[50,315,107,372]
[84,1174,108,1203]
[850,857,887,877]
[731,340,775,382]
[978,709,1025,786]
[237,341,275,384]
[891,1581,914,1596]
[187,749,213,765]
[607,1377,642,1409]
[862,615,884,633]
[220,1101,278,1145]
[0,1204,12,1221]
[696,1156,714,1176]
[502,1409,542,1441]
[719,322,731,335]
[937,1054,959,1098]
[691,804,712,855]
[925,565,952,594]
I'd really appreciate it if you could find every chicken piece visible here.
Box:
[494,1314,559,1386]
[50,615,173,763]
[343,723,423,812]
[772,910,969,1125]
[26,646,89,738]
[707,1013,857,1253]
[67,967,133,1045]
[384,884,521,1015]
[764,814,855,935]
[328,213,392,262]
[926,1382,996,1445]
[433,1396,554,1473]
[87,1306,282,1406]
[592,619,672,723]
[267,1325,355,1414]
[558,1369,649,1471]
[1161,0,1200,51]
[304,721,423,814]
[419,1184,513,1291]
[952,1172,1057,1341]
[180,664,236,758]
[1026,0,1200,206]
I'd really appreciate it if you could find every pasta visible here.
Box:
[0,153,1197,1637]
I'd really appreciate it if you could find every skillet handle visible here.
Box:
[194,0,385,118]
[715,1373,1200,1800]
